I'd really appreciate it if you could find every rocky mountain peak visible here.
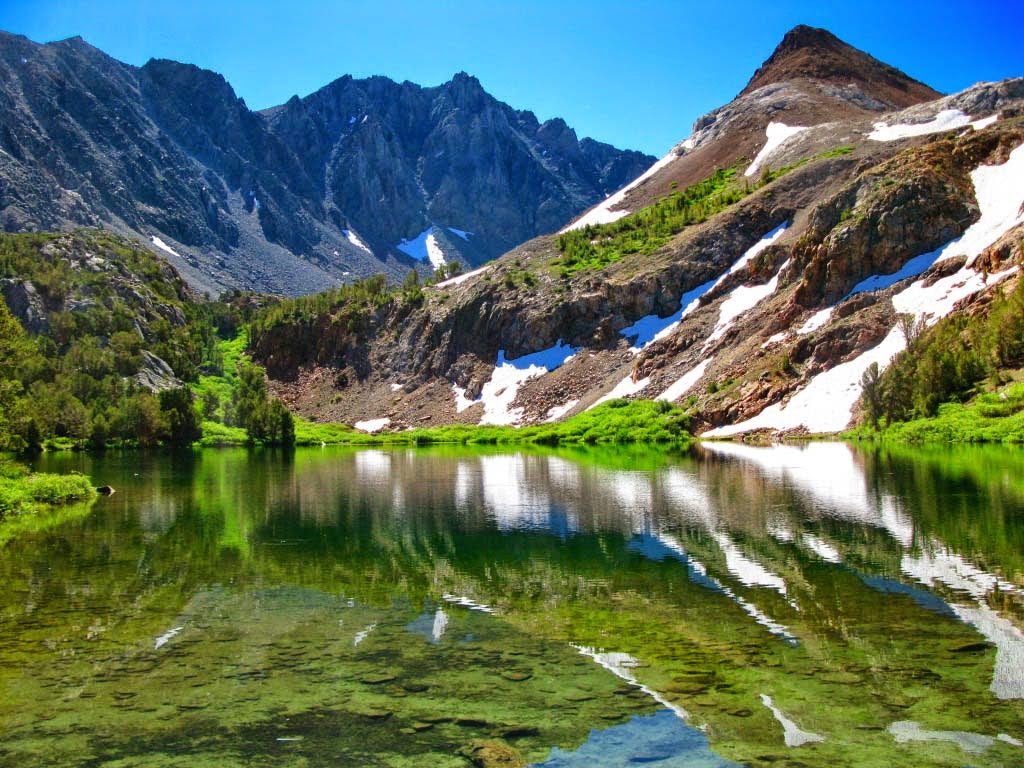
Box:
[740,24,941,108]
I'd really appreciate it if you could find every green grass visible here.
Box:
[193,329,249,423]
[198,420,249,447]
[848,380,1024,443]
[344,399,692,446]
[294,418,360,445]
[0,461,97,518]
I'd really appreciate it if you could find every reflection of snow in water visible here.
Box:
[354,450,391,484]
[904,545,1023,699]
[572,645,688,722]
[633,533,798,645]
[711,532,788,596]
[432,608,448,643]
[353,624,376,646]
[442,594,496,614]
[154,626,184,650]
[701,442,913,545]
[887,720,1023,754]
[760,694,824,747]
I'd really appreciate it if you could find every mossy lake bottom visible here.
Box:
[1,442,1023,767]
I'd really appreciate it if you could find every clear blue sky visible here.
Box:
[3,1,1022,156]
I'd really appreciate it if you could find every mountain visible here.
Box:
[242,27,1024,439]
[260,72,653,269]
[0,31,653,296]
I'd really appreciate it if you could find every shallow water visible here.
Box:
[2,442,1022,767]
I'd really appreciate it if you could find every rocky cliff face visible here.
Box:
[261,72,653,266]
[0,32,653,296]
[248,28,1024,440]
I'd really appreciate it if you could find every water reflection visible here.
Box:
[5,442,1023,767]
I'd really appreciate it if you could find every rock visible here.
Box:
[457,739,524,768]
[95,486,115,495]
[1,278,48,333]
[133,351,183,392]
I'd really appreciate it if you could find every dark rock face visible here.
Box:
[0,32,653,295]
[0,278,47,333]
[261,72,654,265]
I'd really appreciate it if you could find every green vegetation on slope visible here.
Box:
[552,150,853,278]
[0,231,298,451]
[0,231,229,450]
[855,276,1024,441]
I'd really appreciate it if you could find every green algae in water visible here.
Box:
[2,442,1023,767]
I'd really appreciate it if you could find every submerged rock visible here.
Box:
[458,738,524,768]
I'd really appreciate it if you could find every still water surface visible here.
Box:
[2,442,1023,767]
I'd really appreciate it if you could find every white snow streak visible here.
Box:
[431,608,448,643]
[746,123,809,178]
[868,109,998,142]
[888,721,999,754]
[342,229,372,255]
[155,626,184,649]
[441,594,496,614]
[435,264,490,288]
[456,341,580,426]
[589,373,651,409]
[620,223,787,351]
[705,259,790,349]
[712,532,788,596]
[572,645,690,722]
[150,236,182,260]
[353,624,376,646]
[798,308,833,335]
[424,233,446,269]
[545,399,579,422]
[657,358,711,402]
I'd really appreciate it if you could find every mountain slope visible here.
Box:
[565,25,945,228]
[0,31,653,296]
[242,27,1024,440]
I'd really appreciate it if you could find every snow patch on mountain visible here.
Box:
[705,260,791,349]
[151,236,182,259]
[868,108,998,141]
[435,264,490,288]
[590,373,651,409]
[343,229,372,255]
[455,341,580,426]
[657,358,711,402]
[354,417,390,433]
[621,224,788,352]
[745,123,809,178]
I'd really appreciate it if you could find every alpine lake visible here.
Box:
[2,441,1023,767]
